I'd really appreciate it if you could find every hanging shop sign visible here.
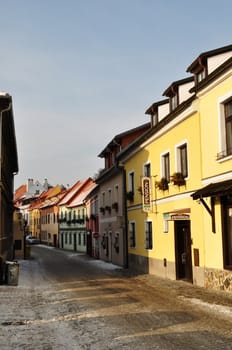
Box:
[142,177,151,212]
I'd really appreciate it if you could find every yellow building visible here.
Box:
[189,45,232,291]
[118,44,232,291]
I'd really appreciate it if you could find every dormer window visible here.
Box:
[196,69,206,83]
[152,112,158,126]
[170,94,178,111]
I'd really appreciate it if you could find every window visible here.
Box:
[196,69,206,83]
[218,95,232,160]
[162,152,170,181]
[170,94,178,111]
[144,163,151,177]
[177,143,188,177]
[129,222,136,248]
[145,221,153,250]
[78,233,81,245]
[69,233,72,245]
[152,112,158,126]
[225,100,232,156]
[114,185,119,203]
[128,171,135,194]
[108,189,112,206]
[102,192,106,207]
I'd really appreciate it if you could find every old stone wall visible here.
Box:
[205,268,232,292]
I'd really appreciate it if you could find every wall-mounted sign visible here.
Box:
[142,177,151,212]
[170,214,190,220]
[163,212,190,221]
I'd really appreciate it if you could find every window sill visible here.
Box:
[217,154,232,163]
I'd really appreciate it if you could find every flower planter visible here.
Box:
[155,178,169,191]
[171,172,186,186]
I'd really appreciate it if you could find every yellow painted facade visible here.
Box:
[120,46,232,291]
[30,208,41,238]
[196,71,232,273]
[124,104,206,284]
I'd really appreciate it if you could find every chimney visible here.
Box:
[27,178,34,191]
[44,178,49,191]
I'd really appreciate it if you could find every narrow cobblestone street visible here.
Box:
[0,245,232,349]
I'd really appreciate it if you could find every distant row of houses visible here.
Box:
[14,44,232,293]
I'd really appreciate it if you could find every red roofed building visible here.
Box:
[58,178,96,252]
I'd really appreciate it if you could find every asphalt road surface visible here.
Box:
[0,245,232,349]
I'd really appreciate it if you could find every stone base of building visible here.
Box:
[128,254,232,293]
[204,267,232,292]
[128,253,149,274]
[128,253,176,279]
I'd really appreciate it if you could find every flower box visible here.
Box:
[126,191,134,201]
[171,172,186,186]
[155,177,169,191]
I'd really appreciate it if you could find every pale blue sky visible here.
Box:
[1,0,231,189]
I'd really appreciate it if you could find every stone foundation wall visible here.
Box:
[205,268,232,292]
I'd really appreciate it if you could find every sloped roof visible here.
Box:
[162,76,194,97]
[145,98,169,115]
[14,184,27,201]
[186,44,232,73]
[40,194,63,209]
[67,182,97,208]
[98,122,150,157]
[58,178,93,206]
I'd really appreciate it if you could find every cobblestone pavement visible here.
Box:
[0,246,232,349]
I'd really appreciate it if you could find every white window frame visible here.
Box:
[143,162,151,177]
[218,91,232,161]
[160,150,170,181]
[175,140,189,179]
[170,94,178,111]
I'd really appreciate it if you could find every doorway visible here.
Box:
[53,234,57,247]
[174,220,193,282]
[74,234,77,251]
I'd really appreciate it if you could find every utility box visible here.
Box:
[5,261,19,286]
